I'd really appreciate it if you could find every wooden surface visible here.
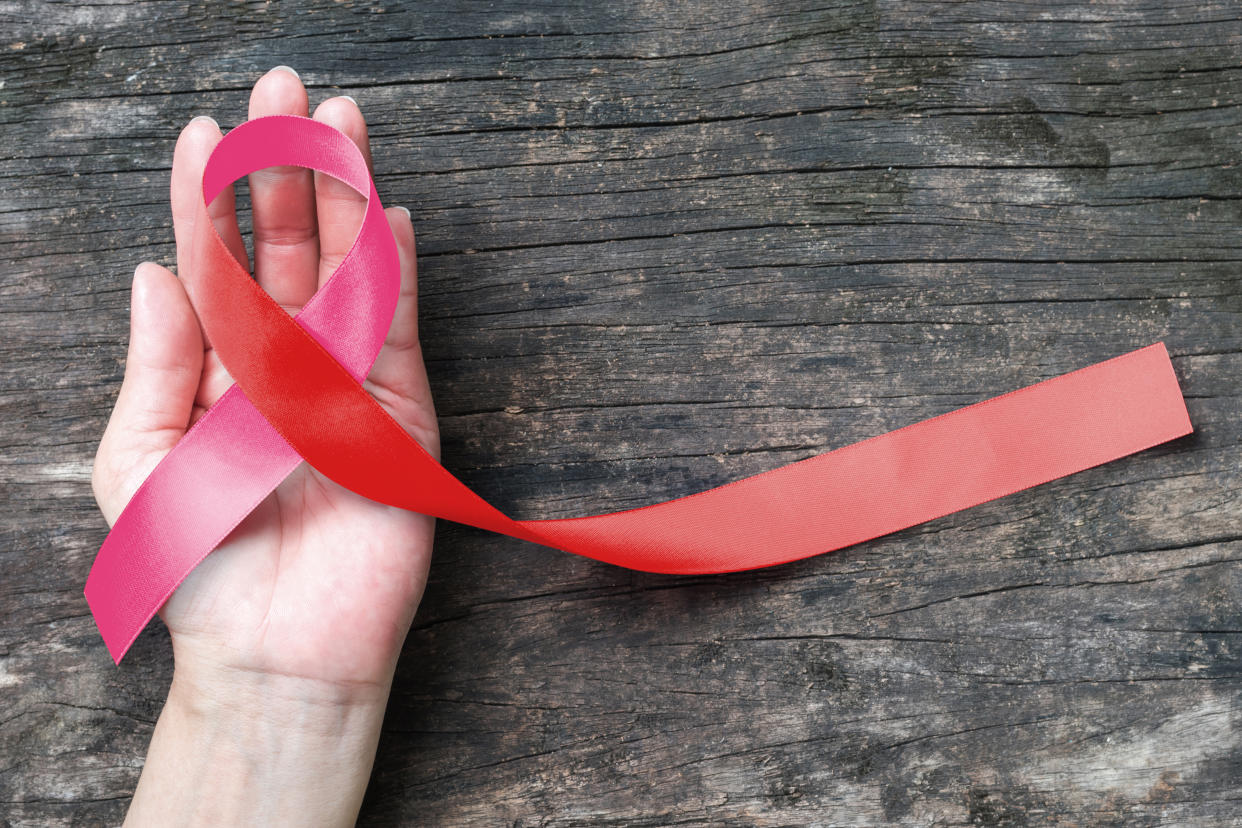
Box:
[2,1,1240,825]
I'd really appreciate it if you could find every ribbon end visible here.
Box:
[84,583,131,666]
[1149,341,1195,439]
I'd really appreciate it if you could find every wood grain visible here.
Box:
[2,1,1239,825]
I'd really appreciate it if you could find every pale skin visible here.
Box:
[91,67,438,825]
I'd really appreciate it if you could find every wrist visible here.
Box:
[124,656,390,827]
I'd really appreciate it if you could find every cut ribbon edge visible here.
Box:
[85,115,1194,664]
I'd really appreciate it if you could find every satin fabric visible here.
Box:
[85,115,1193,663]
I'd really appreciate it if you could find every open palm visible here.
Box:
[92,68,437,690]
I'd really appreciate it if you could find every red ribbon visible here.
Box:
[85,116,1194,663]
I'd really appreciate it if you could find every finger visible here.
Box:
[168,116,241,414]
[188,349,236,422]
[312,95,371,289]
[364,206,439,460]
[248,66,319,310]
[93,263,204,524]
[171,116,248,285]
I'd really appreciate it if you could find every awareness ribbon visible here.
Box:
[85,115,1194,664]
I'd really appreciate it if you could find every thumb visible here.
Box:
[93,262,204,524]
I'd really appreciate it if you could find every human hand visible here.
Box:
[91,67,437,826]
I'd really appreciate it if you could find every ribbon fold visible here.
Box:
[85,115,1193,663]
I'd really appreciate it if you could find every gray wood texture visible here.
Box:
[2,1,1240,825]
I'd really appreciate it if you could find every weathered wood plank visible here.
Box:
[2,1,1239,825]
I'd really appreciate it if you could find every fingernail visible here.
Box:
[270,65,300,80]
[131,264,153,313]
[340,95,358,106]
[396,206,411,219]
[190,115,218,128]
[132,261,158,282]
